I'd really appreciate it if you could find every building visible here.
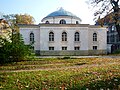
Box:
[95,11,120,53]
[107,23,120,53]
[19,8,107,56]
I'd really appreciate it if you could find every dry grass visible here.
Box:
[0,57,120,89]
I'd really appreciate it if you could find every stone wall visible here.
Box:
[88,50,107,55]
[39,50,107,56]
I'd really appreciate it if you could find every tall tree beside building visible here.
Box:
[0,14,35,64]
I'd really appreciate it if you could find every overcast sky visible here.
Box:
[0,0,95,25]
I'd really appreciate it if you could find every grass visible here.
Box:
[0,58,90,70]
[0,57,120,90]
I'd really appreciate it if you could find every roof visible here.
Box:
[42,8,81,20]
[18,24,39,28]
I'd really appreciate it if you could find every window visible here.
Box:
[76,21,79,24]
[62,47,67,50]
[49,47,54,50]
[74,47,80,50]
[116,34,118,42]
[107,36,110,43]
[45,21,49,24]
[49,32,54,41]
[93,46,97,50]
[93,33,97,41]
[30,32,34,43]
[74,32,80,41]
[59,19,66,24]
[62,32,67,41]
[111,25,116,31]
[110,35,115,42]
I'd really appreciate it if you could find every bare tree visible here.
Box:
[89,0,120,35]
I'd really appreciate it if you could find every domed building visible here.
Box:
[19,8,107,55]
[41,8,81,24]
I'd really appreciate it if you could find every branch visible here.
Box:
[117,0,119,3]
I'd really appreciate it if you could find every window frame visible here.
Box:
[93,46,97,50]
[49,32,54,41]
[93,33,97,41]
[45,21,49,24]
[49,47,54,50]
[62,47,67,50]
[74,32,80,41]
[59,19,66,24]
[30,32,34,44]
[62,32,67,41]
[74,47,80,50]
[76,21,79,24]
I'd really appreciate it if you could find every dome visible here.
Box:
[43,8,80,19]
[41,8,81,24]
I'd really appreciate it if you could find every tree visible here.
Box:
[89,0,120,36]
[3,13,35,24]
[0,14,35,64]
[0,32,33,64]
[15,14,35,24]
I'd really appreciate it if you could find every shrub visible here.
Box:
[0,33,34,64]
[62,56,71,59]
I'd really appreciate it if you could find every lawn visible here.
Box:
[0,57,120,90]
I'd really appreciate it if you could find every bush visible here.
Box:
[62,56,71,59]
[113,49,120,54]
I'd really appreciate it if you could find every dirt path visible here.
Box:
[1,56,120,73]
[1,62,117,73]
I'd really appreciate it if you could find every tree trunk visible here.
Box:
[111,0,120,36]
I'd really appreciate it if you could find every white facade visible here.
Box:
[19,8,107,55]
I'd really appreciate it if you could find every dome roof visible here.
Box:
[43,8,80,19]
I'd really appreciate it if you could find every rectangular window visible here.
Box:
[93,46,97,50]
[74,47,80,50]
[62,47,67,50]
[49,47,54,50]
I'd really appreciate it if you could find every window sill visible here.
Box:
[74,41,81,43]
[48,41,55,43]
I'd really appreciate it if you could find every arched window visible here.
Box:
[30,32,34,43]
[93,33,97,41]
[62,32,67,41]
[76,21,79,24]
[45,21,49,24]
[59,19,66,24]
[49,32,54,41]
[74,32,80,41]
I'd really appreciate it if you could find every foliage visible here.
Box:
[15,14,35,24]
[0,13,35,64]
[0,32,34,64]
[0,36,12,63]
[3,13,35,24]
[96,13,116,26]
[11,33,34,61]
[0,58,120,89]
[62,56,71,59]
[112,49,120,54]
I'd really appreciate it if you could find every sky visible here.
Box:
[0,0,95,25]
